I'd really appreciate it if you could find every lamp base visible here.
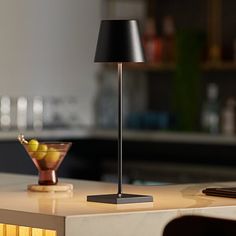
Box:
[87,193,153,204]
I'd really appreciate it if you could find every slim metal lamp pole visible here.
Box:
[87,61,153,204]
[118,62,123,197]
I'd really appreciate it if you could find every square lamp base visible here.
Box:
[87,193,153,204]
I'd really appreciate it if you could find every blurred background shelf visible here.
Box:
[202,61,236,71]
[109,61,236,72]
[3,127,236,185]
[3,128,236,146]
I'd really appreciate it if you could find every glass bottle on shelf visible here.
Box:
[95,72,118,129]
[162,15,175,63]
[221,98,235,136]
[201,83,220,134]
[33,96,43,130]
[17,96,28,130]
[0,96,11,130]
[95,70,130,129]
[143,18,162,62]
[234,39,236,63]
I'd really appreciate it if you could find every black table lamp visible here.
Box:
[87,20,153,204]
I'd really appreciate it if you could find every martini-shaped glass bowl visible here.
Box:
[23,142,72,185]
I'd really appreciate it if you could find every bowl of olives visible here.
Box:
[18,134,72,185]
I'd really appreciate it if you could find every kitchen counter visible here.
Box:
[0,173,236,236]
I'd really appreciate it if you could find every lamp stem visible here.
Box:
[118,62,123,197]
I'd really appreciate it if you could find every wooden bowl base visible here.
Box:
[27,183,73,192]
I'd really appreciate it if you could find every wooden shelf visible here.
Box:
[202,61,236,71]
[118,61,236,72]
[124,62,175,72]
[3,128,235,146]
[91,129,236,146]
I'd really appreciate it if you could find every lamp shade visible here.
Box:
[94,20,145,63]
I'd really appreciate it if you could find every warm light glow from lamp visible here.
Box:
[87,20,153,204]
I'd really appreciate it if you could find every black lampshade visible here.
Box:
[94,20,145,63]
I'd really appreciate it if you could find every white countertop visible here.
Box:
[1,173,236,236]
[0,173,235,217]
